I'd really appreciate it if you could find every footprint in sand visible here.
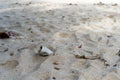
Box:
[102,73,120,80]
[55,32,74,38]
[0,60,19,70]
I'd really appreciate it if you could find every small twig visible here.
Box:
[75,54,109,66]
[17,47,28,52]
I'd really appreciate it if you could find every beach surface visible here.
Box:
[0,0,120,80]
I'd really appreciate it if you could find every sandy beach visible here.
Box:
[0,0,120,80]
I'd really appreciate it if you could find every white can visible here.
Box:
[37,46,53,56]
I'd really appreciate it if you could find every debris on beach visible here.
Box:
[0,32,10,39]
[35,46,54,56]
[0,31,20,39]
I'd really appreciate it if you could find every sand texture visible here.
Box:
[0,1,120,80]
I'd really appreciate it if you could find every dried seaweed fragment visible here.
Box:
[53,61,60,65]
[78,45,82,48]
[75,54,109,66]
[0,32,9,39]
[116,50,120,56]
[0,31,20,39]
[75,55,89,59]
[54,67,60,70]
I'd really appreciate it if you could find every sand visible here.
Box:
[0,0,120,80]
